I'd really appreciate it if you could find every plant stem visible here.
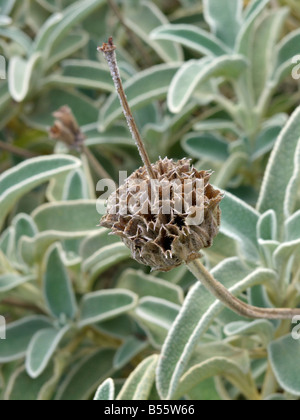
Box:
[82,144,111,180]
[98,38,156,179]
[187,259,300,320]
[0,140,38,159]
[0,298,47,315]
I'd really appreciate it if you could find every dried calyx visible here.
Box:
[101,158,222,272]
[49,106,85,151]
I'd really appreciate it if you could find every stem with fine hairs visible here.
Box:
[188,259,300,320]
[98,37,156,180]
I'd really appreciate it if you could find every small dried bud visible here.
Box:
[100,158,223,272]
[49,106,85,151]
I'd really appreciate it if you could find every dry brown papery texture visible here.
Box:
[101,158,223,272]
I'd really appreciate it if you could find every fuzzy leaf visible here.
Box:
[0,274,35,293]
[250,8,288,102]
[0,317,52,363]
[81,243,131,286]
[32,200,99,232]
[55,349,116,400]
[43,244,77,320]
[94,378,115,401]
[269,335,300,396]
[46,59,114,92]
[182,133,229,162]
[135,297,181,348]
[124,0,183,63]
[62,169,89,201]
[113,337,148,370]
[257,106,300,230]
[117,269,183,305]
[79,290,138,328]
[117,354,158,401]
[275,28,300,82]
[8,53,43,102]
[220,191,260,262]
[26,326,70,379]
[99,63,180,130]
[0,155,81,230]
[168,55,247,113]
[156,258,275,400]
[4,365,53,401]
[151,24,229,56]
[203,0,242,48]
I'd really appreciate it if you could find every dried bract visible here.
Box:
[101,158,223,271]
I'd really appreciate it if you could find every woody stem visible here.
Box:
[98,37,156,179]
[188,259,300,320]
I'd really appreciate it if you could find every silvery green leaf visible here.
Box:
[220,191,260,262]
[236,0,270,55]
[151,24,230,56]
[32,200,99,232]
[224,320,275,346]
[99,63,180,130]
[0,316,52,363]
[43,243,77,321]
[117,269,183,305]
[0,27,32,53]
[26,326,71,379]
[284,138,300,218]
[81,243,131,287]
[55,349,116,401]
[274,28,300,83]
[45,59,114,92]
[117,354,158,401]
[124,0,183,63]
[79,290,138,328]
[250,8,288,102]
[168,55,247,114]
[4,365,53,401]
[62,169,89,201]
[0,155,81,230]
[156,257,275,400]
[269,335,300,396]
[8,53,43,102]
[257,106,300,231]
[182,133,229,162]
[174,343,250,399]
[134,297,181,348]
[94,378,115,401]
[257,210,278,241]
[0,273,35,293]
[46,0,105,54]
[252,122,283,161]
[0,0,16,15]
[285,211,300,242]
[113,336,148,370]
[203,0,242,49]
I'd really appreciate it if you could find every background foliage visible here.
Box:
[0,0,300,400]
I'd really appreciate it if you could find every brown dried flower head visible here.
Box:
[100,158,223,272]
[49,106,85,151]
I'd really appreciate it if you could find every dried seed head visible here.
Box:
[49,106,85,151]
[100,158,223,272]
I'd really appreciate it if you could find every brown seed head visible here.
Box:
[100,158,223,272]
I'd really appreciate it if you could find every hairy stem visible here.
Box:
[82,144,111,180]
[0,140,38,159]
[99,38,156,179]
[188,259,300,320]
